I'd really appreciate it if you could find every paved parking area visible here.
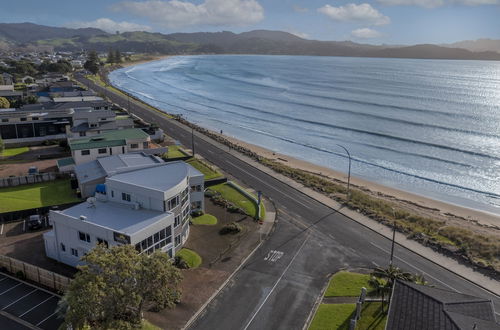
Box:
[0,273,63,330]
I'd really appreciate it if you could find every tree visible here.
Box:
[107,49,115,64]
[114,49,122,63]
[60,244,182,329]
[0,137,4,154]
[84,50,100,75]
[368,276,390,311]
[0,97,10,108]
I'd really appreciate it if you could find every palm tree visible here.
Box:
[371,265,413,287]
[368,276,391,312]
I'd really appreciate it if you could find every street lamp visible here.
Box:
[389,208,397,267]
[336,144,351,200]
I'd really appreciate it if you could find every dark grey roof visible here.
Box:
[21,100,110,111]
[386,280,500,330]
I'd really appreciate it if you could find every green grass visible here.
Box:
[0,179,80,213]
[355,302,387,330]
[309,304,355,330]
[192,214,218,225]
[186,158,222,180]
[176,248,202,269]
[0,147,29,158]
[141,320,161,330]
[166,145,188,158]
[210,183,263,218]
[325,271,373,297]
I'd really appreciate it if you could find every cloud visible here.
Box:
[66,18,152,33]
[318,3,390,26]
[113,0,264,28]
[292,5,309,13]
[377,0,498,7]
[351,28,382,38]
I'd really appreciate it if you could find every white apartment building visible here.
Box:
[44,161,204,267]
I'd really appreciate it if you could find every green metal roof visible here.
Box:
[69,128,149,151]
[56,157,75,167]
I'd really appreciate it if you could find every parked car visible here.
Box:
[27,215,43,230]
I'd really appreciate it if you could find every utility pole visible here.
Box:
[191,127,195,156]
[336,144,352,200]
[389,208,396,267]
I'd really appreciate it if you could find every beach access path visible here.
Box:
[75,73,500,330]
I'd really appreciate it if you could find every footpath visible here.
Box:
[176,120,500,296]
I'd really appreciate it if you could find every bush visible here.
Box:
[227,205,241,213]
[191,210,204,217]
[15,270,26,280]
[219,222,242,235]
[174,256,190,269]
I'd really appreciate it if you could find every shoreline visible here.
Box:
[107,57,500,230]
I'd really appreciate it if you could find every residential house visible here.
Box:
[67,107,134,139]
[69,128,152,165]
[44,161,204,267]
[386,280,500,329]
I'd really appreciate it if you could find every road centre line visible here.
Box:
[2,289,37,310]
[242,234,310,330]
[225,160,313,210]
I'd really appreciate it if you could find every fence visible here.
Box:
[0,201,81,222]
[0,255,71,292]
[0,172,71,188]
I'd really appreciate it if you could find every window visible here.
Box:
[174,216,180,227]
[191,185,202,192]
[135,243,141,253]
[175,235,181,247]
[81,150,90,156]
[100,118,107,121]
[111,191,114,198]
[143,141,149,149]
[60,243,66,252]
[20,117,27,121]
[166,195,180,210]
[78,231,91,243]
[122,192,131,202]
[136,226,172,255]
[71,248,78,257]
[154,232,160,243]
[130,143,139,149]
[97,238,108,248]
[98,148,107,154]
[1,119,8,123]
[32,117,39,121]
[79,132,86,137]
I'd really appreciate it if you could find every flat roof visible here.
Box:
[60,200,170,236]
[69,128,149,150]
[107,161,199,192]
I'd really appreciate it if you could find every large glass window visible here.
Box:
[135,225,173,255]
[81,150,90,156]
[78,231,90,243]
[122,192,131,202]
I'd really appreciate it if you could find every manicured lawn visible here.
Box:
[166,145,188,158]
[0,147,29,158]
[0,179,80,213]
[176,248,202,269]
[309,304,355,330]
[142,320,161,330]
[187,158,222,180]
[355,302,387,330]
[209,183,265,218]
[192,213,218,225]
[325,271,373,297]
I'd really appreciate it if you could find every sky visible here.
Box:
[1,0,499,44]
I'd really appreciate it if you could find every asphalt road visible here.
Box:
[76,74,500,329]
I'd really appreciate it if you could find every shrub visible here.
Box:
[219,222,242,235]
[191,210,204,217]
[174,256,190,269]
[15,270,26,280]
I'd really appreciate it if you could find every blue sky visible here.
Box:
[1,0,499,44]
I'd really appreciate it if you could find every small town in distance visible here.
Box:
[0,6,499,330]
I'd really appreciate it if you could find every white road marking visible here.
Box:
[2,289,37,310]
[370,242,458,292]
[226,160,313,210]
[0,283,22,295]
[264,250,284,263]
[0,277,7,283]
[243,234,310,330]
[36,311,58,326]
[19,296,55,317]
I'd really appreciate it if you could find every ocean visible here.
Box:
[109,55,500,214]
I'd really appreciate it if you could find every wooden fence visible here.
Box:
[0,255,71,292]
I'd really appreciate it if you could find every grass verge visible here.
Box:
[192,214,218,225]
[355,302,387,330]
[325,271,373,297]
[176,248,202,269]
[186,158,222,180]
[0,179,80,213]
[165,145,189,158]
[0,147,29,158]
[142,320,161,330]
[309,304,355,330]
[209,183,261,218]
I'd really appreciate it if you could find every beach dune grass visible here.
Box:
[0,179,80,213]
[309,304,355,330]
[176,248,202,269]
[191,213,218,225]
[325,271,373,297]
[0,147,29,158]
